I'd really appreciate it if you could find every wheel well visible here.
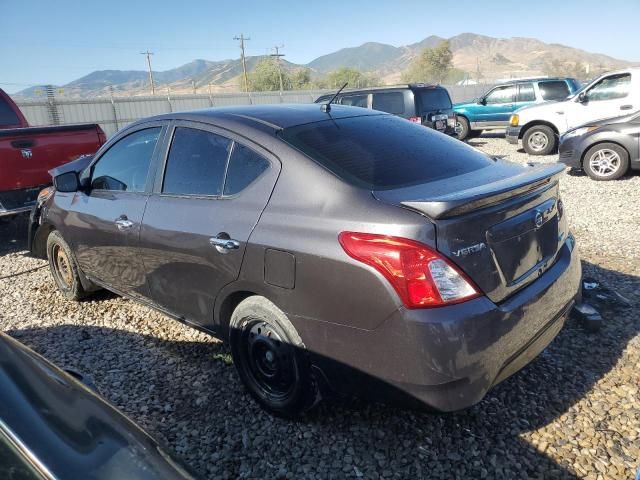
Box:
[217,290,258,337]
[580,141,630,167]
[32,223,55,259]
[520,121,559,139]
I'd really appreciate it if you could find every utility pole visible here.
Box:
[270,44,285,93]
[140,50,155,95]
[234,34,251,92]
[191,79,196,95]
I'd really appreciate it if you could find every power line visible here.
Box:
[270,45,285,93]
[234,34,251,93]
[140,50,156,95]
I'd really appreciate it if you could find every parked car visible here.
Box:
[315,84,456,135]
[454,78,581,140]
[0,331,196,480]
[0,88,106,217]
[30,104,581,417]
[507,68,640,155]
[558,110,640,180]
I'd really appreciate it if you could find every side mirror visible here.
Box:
[477,98,486,105]
[578,92,588,104]
[54,171,80,193]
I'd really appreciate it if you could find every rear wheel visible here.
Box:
[523,125,557,155]
[583,143,629,181]
[46,230,90,301]
[229,296,318,418]
[455,117,473,140]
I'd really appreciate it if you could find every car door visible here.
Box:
[476,84,516,126]
[64,124,164,298]
[566,73,634,129]
[139,122,280,327]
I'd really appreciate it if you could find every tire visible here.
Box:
[455,116,471,140]
[229,296,319,418]
[46,230,90,301]
[523,125,557,155]
[583,143,629,181]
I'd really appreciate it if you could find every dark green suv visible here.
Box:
[315,84,456,135]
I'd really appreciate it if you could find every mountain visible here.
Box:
[14,33,638,98]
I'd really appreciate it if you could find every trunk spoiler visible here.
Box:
[381,163,565,220]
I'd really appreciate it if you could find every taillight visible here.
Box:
[448,113,457,128]
[338,232,480,308]
[97,127,107,145]
[408,116,422,124]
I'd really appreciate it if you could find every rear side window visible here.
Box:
[0,96,20,127]
[586,74,631,101]
[416,88,452,112]
[280,115,493,190]
[517,83,536,102]
[340,94,368,108]
[372,92,405,114]
[91,127,160,192]
[538,81,570,101]
[162,127,231,196]
[224,144,270,195]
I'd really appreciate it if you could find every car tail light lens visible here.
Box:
[338,232,480,308]
[408,116,422,124]
[448,113,457,128]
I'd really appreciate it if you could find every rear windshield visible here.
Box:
[416,88,452,112]
[280,114,492,190]
[0,96,20,127]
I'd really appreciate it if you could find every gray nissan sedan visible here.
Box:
[29,104,581,417]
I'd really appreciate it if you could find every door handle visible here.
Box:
[11,139,35,149]
[620,105,633,110]
[115,217,134,231]
[209,236,240,253]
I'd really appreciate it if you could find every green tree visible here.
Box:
[324,67,380,89]
[543,59,587,80]
[402,41,454,84]
[290,68,312,90]
[248,57,290,92]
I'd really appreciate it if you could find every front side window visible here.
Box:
[586,74,631,102]
[485,85,516,105]
[372,92,405,114]
[91,127,160,192]
[517,83,536,102]
[539,81,570,101]
[340,95,368,108]
[0,430,44,480]
[224,144,270,196]
[162,127,231,196]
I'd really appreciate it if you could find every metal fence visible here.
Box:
[14,84,492,138]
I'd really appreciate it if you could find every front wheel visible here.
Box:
[229,296,319,418]
[583,143,629,181]
[455,117,471,140]
[46,230,91,301]
[523,125,557,155]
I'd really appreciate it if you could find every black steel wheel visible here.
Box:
[229,296,318,417]
[46,230,90,301]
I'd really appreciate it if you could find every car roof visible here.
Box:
[497,77,575,85]
[143,104,385,130]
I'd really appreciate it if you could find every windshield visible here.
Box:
[280,114,492,190]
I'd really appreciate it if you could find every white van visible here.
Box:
[506,68,639,155]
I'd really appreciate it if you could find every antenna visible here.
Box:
[320,82,348,113]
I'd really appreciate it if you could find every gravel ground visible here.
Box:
[1,133,639,480]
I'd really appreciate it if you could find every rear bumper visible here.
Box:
[505,126,522,144]
[302,236,581,411]
[0,186,47,217]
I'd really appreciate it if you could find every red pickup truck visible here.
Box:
[0,89,106,217]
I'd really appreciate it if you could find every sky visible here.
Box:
[1,0,639,93]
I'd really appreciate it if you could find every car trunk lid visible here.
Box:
[374,162,567,303]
